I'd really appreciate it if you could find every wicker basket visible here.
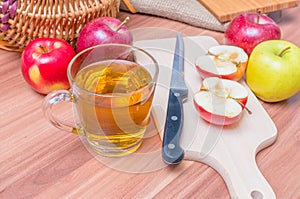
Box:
[0,0,120,52]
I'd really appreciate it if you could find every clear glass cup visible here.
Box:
[43,43,159,157]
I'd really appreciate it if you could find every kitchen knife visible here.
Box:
[162,33,188,165]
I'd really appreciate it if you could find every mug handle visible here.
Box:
[43,90,78,134]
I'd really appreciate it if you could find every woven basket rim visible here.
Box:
[0,0,120,52]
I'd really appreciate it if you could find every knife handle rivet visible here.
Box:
[168,143,175,149]
[171,116,178,121]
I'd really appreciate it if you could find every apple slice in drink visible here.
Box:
[194,77,249,126]
[195,45,248,81]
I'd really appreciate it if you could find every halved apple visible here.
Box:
[194,77,249,126]
[195,45,248,81]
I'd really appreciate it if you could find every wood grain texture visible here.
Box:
[198,0,298,22]
[1,5,300,199]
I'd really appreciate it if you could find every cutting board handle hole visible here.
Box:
[251,190,263,199]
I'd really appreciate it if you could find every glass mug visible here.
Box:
[43,44,159,157]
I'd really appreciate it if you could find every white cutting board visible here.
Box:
[134,36,277,199]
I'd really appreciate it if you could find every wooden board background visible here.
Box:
[198,0,299,22]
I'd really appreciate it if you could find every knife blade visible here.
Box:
[162,33,188,165]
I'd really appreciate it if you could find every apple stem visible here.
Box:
[257,9,261,24]
[115,16,130,32]
[243,105,252,115]
[39,45,48,53]
[236,100,252,115]
[278,46,291,57]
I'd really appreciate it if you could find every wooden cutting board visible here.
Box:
[197,0,298,22]
[134,36,278,199]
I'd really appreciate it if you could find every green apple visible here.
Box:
[246,40,300,102]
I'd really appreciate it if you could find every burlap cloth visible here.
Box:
[120,0,228,32]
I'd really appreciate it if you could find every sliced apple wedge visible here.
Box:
[194,77,249,126]
[195,45,248,81]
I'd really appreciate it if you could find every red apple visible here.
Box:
[21,38,76,94]
[195,45,248,81]
[194,77,249,126]
[76,17,133,53]
[224,12,281,55]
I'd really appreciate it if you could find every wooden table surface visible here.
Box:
[1,6,300,199]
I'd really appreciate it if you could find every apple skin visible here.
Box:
[246,40,300,102]
[224,13,281,55]
[21,38,76,95]
[76,17,133,53]
[193,100,243,126]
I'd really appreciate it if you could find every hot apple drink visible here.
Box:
[74,59,154,156]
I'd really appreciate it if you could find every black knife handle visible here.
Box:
[162,89,185,165]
